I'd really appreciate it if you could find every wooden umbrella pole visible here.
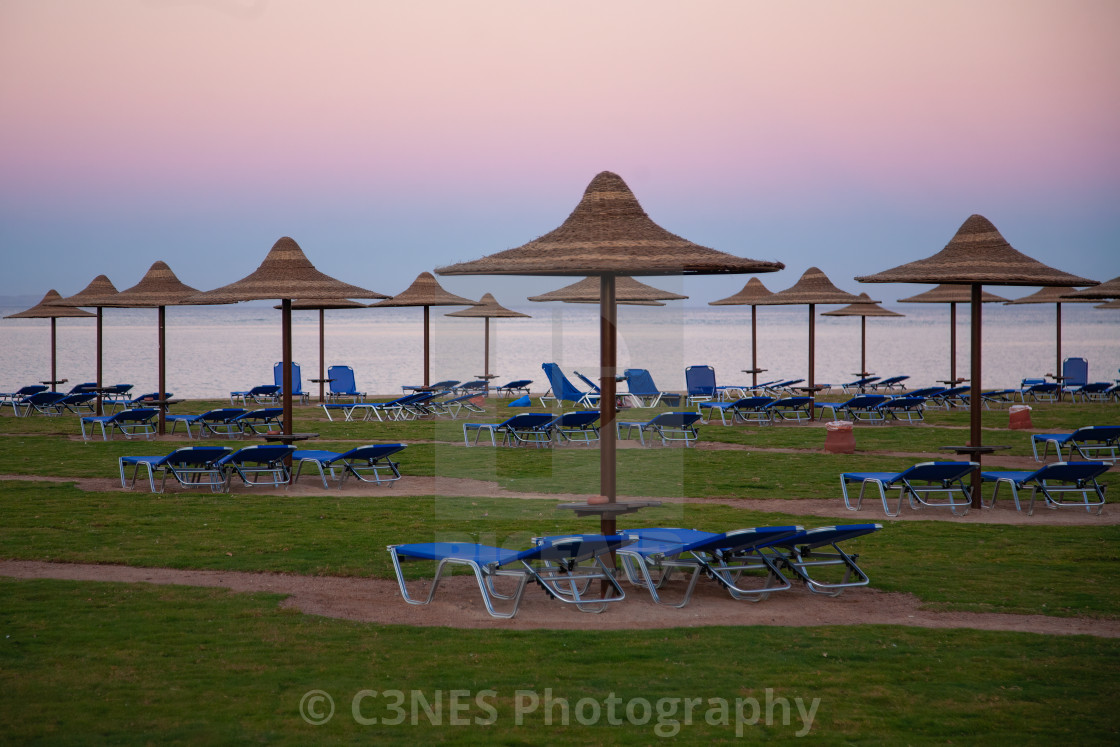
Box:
[807,304,815,418]
[861,315,867,375]
[969,284,983,508]
[600,275,617,534]
[949,302,957,382]
[282,299,293,436]
[318,309,326,404]
[50,317,57,391]
[96,307,103,415]
[484,317,490,378]
[158,305,167,435]
[1055,302,1062,382]
[423,305,430,387]
[751,305,758,387]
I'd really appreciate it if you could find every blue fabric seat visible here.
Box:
[12,391,68,416]
[768,396,815,422]
[870,375,910,391]
[698,396,776,426]
[547,410,601,444]
[841,461,978,516]
[326,365,365,403]
[119,446,233,493]
[981,462,1109,515]
[495,379,532,397]
[816,394,891,423]
[617,412,702,447]
[273,362,309,405]
[292,444,407,488]
[217,445,296,488]
[1031,426,1120,464]
[80,408,160,440]
[166,408,248,439]
[231,407,284,435]
[388,534,633,618]
[463,413,556,447]
[623,368,681,407]
[684,365,745,404]
[841,375,880,393]
[229,384,280,406]
[878,395,927,423]
[617,526,803,606]
[763,524,882,596]
[539,363,599,408]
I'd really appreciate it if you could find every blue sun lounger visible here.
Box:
[906,386,947,399]
[326,365,365,403]
[1068,382,1114,402]
[698,396,776,426]
[119,446,233,493]
[80,407,160,440]
[870,375,910,391]
[624,368,681,407]
[12,391,68,416]
[1,384,48,405]
[817,394,891,423]
[841,376,880,393]
[229,385,282,406]
[768,396,816,422]
[495,379,532,397]
[1020,381,1061,403]
[762,378,805,396]
[547,410,601,445]
[388,534,633,618]
[841,461,978,516]
[463,413,556,447]
[401,380,460,394]
[981,462,1109,515]
[166,408,248,439]
[616,526,803,607]
[1031,426,1120,464]
[878,395,927,423]
[217,445,296,488]
[540,363,599,408]
[273,362,310,405]
[231,407,284,435]
[763,524,882,597]
[617,412,702,447]
[685,365,746,404]
[292,443,407,488]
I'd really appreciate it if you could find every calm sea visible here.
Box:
[2,303,1117,399]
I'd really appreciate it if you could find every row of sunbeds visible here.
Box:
[388,523,883,618]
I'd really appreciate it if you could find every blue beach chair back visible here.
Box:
[553,411,600,428]
[573,371,602,394]
[624,369,659,398]
[500,413,557,430]
[897,461,976,484]
[1023,461,1111,484]
[685,366,717,399]
[541,363,588,404]
[327,365,358,396]
[1062,357,1088,387]
[273,362,305,396]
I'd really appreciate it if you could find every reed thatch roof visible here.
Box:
[48,275,119,307]
[897,283,1009,304]
[5,290,97,319]
[1061,274,1120,300]
[82,262,200,307]
[527,275,686,303]
[754,267,866,306]
[369,272,478,308]
[446,293,529,318]
[1004,286,1095,305]
[821,293,903,317]
[709,277,775,305]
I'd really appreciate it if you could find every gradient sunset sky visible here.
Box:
[1,0,1117,304]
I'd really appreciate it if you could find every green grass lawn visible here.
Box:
[1,395,1119,742]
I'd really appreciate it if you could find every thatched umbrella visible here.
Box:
[821,293,904,377]
[437,170,783,532]
[277,299,370,403]
[183,237,385,436]
[752,267,866,406]
[368,272,479,388]
[48,275,120,412]
[856,214,1097,508]
[709,277,776,387]
[75,262,201,433]
[897,283,1009,383]
[4,290,95,390]
[1095,298,1120,309]
[445,293,530,380]
[1062,274,1120,301]
[528,276,687,304]
[1005,285,1094,379]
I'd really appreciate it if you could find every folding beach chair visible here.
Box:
[462,413,556,447]
[292,443,407,488]
[54,392,96,414]
[1020,379,1060,403]
[454,380,490,395]
[878,395,927,423]
[330,392,426,422]
[166,408,248,439]
[119,446,233,494]
[273,362,309,405]
[388,534,633,618]
[816,394,890,423]
[768,396,815,422]
[217,445,296,488]
[1062,357,1088,388]
[0,384,47,405]
[326,365,365,403]
[982,461,1109,515]
[116,392,175,411]
[229,385,281,406]
[401,380,460,393]
[13,391,68,416]
[80,407,159,440]
[840,461,978,517]
[547,410,601,445]
[870,375,910,391]
[698,396,775,426]
[617,412,702,447]
[231,407,284,435]
[762,378,805,396]
[1031,426,1120,464]
[66,382,98,395]
[623,368,681,407]
[1067,382,1113,403]
[684,365,744,404]
[539,363,599,408]
[617,526,803,607]
[763,524,882,597]
[841,375,880,394]
[926,385,970,409]
[495,379,532,397]
[429,392,487,419]
[906,386,947,399]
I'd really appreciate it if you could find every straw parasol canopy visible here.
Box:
[275,299,368,403]
[856,214,1098,508]
[1061,274,1120,300]
[1096,298,1120,309]
[72,262,201,433]
[446,293,531,379]
[897,284,1009,382]
[1005,285,1095,379]
[4,290,95,391]
[369,272,480,387]
[752,267,867,392]
[708,278,777,386]
[184,237,387,435]
[822,293,904,378]
[437,170,783,529]
[48,274,121,407]
[528,276,687,303]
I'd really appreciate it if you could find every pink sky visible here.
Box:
[0,0,1117,300]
